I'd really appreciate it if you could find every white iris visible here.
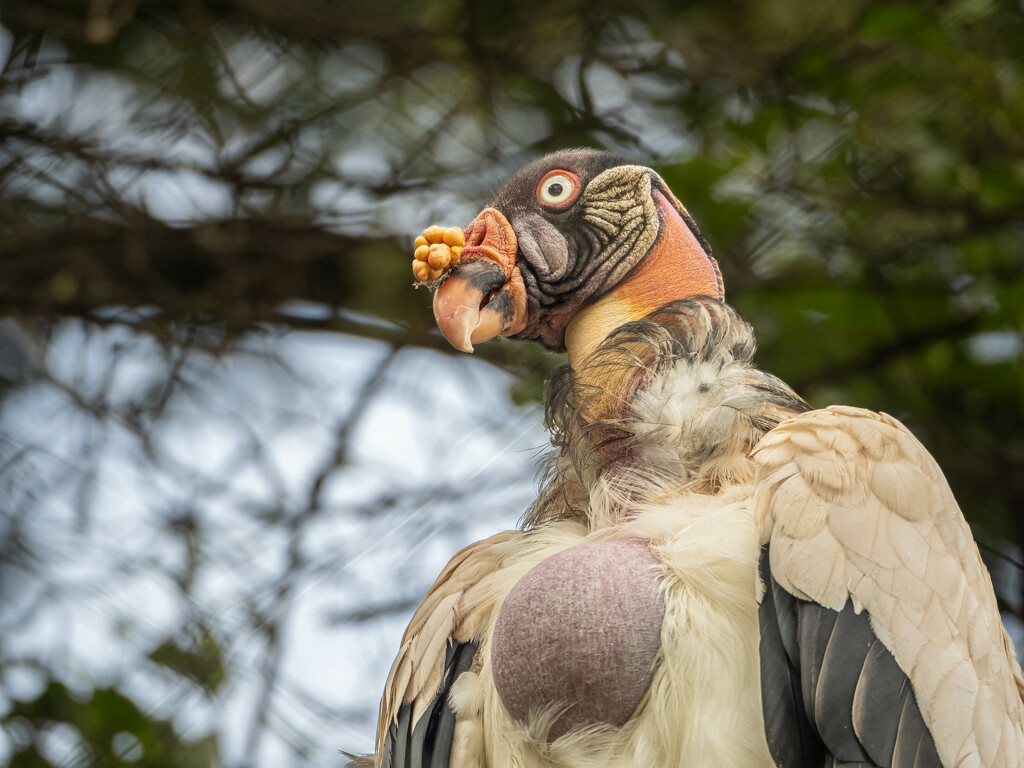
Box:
[539,174,575,205]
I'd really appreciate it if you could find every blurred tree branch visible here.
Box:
[1,1,1023,766]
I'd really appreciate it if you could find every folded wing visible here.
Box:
[754,405,1024,768]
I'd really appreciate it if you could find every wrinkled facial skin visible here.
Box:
[484,149,709,351]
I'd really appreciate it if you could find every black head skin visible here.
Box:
[482,149,713,351]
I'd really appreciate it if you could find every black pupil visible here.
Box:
[547,183,563,197]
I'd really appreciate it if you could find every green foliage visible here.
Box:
[5,682,218,768]
[148,629,227,693]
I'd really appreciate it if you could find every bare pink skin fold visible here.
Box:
[490,538,665,740]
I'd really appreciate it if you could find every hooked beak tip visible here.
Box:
[433,289,481,354]
[433,258,512,354]
[451,324,476,354]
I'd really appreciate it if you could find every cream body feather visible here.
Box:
[449,496,774,768]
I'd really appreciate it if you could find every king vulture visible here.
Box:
[351,150,1024,768]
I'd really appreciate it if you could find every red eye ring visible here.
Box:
[535,169,581,209]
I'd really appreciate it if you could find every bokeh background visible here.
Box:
[1,0,1022,766]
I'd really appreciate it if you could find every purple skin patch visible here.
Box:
[490,538,665,740]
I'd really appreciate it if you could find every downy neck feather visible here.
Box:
[526,299,809,531]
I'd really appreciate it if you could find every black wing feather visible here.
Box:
[814,606,874,763]
[852,641,910,763]
[759,560,825,766]
[759,545,942,768]
[799,598,838,726]
[428,642,478,768]
[382,640,479,768]
[388,699,411,768]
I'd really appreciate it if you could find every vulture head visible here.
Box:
[426,150,724,365]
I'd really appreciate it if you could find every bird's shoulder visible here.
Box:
[750,404,970,599]
[751,404,1024,767]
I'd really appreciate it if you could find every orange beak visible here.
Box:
[433,208,528,353]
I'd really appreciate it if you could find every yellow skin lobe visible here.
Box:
[412,226,465,283]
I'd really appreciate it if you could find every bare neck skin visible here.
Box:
[564,193,722,373]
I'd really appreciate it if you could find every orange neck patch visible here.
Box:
[565,190,723,370]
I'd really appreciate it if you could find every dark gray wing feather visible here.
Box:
[814,606,875,762]
[381,640,478,768]
[759,564,825,766]
[852,641,911,763]
[759,545,942,768]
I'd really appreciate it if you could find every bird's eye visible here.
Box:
[536,170,579,208]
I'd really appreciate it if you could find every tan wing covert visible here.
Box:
[753,405,1024,768]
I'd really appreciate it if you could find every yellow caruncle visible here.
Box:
[412,225,465,283]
